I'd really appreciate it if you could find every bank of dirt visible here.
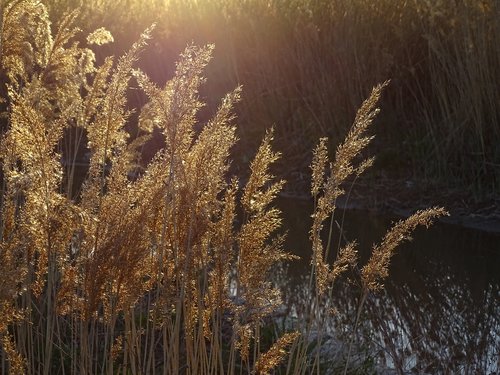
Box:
[279,171,500,234]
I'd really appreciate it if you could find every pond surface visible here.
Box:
[277,197,500,374]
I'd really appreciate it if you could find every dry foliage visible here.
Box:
[0,2,446,374]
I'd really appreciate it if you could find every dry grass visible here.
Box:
[0,2,448,374]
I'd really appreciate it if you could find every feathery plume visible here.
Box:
[311,137,328,198]
[362,207,448,291]
[87,27,114,46]
[254,332,300,375]
[310,82,389,295]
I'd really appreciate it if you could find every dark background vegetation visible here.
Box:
[14,0,500,198]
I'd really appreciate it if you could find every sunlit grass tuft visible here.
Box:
[0,2,448,374]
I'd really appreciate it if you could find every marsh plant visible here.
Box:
[0,2,446,374]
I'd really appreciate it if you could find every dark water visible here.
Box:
[278,197,500,374]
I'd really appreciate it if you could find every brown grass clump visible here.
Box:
[0,3,297,373]
[304,81,448,374]
[0,2,447,374]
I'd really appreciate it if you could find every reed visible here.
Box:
[1,2,447,374]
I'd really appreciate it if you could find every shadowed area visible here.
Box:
[279,196,500,373]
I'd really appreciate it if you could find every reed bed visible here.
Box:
[38,0,500,195]
[1,1,448,374]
